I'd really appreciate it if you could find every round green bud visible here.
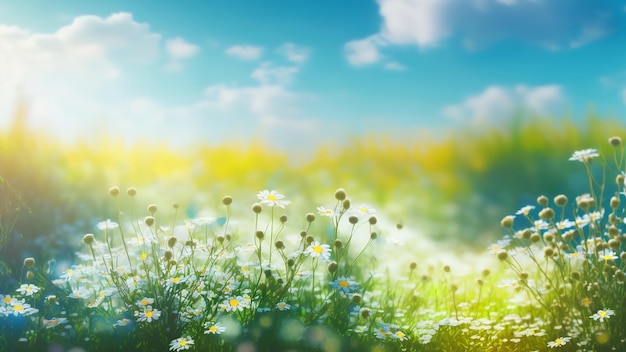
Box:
[327,261,338,273]
[537,195,549,207]
[334,188,346,201]
[609,136,622,147]
[255,230,264,239]
[306,213,316,222]
[279,214,288,223]
[252,203,263,214]
[497,250,508,261]
[500,216,514,229]
[167,237,177,248]
[539,207,555,221]
[147,204,158,214]
[164,250,173,260]
[144,216,155,227]
[127,187,137,197]
[222,196,233,206]
[83,233,95,245]
[544,247,554,258]
[23,257,35,268]
[368,216,377,225]
[554,194,568,207]
[610,196,620,209]
[348,216,359,225]
[108,186,120,197]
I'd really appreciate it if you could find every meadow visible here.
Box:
[1,110,626,351]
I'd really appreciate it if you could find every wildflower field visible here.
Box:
[2,113,626,351]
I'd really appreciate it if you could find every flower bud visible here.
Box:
[368,216,377,225]
[370,232,378,240]
[497,250,508,261]
[222,196,233,206]
[23,257,35,268]
[409,262,417,270]
[26,271,34,280]
[610,196,620,209]
[164,250,173,260]
[167,237,177,248]
[144,216,155,227]
[537,195,548,207]
[334,239,343,248]
[327,261,338,273]
[306,213,315,222]
[147,204,158,214]
[342,198,351,210]
[544,247,554,258]
[348,216,358,225]
[554,195,568,207]
[127,187,137,197]
[609,136,622,147]
[252,203,263,214]
[539,207,555,221]
[279,214,288,223]
[275,240,285,249]
[83,234,95,245]
[334,188,346,201]
[255,230,264,239]
[108,186,120,197]
[500,216,514,229]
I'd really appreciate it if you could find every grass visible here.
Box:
[1,111,626,350]
[2,137,626,351]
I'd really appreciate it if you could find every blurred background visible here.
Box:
[1,0,625,274]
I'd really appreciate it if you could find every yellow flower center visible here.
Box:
[359,207,369,213]
[145,311,153,318]
[600,311,607,317]
[396,332,405,339]
[3,297,10,304]
[339,280,350,288]
[313,245,323,254]
[140,253,147,261]
[13,305,23,311]
[555,339,563,344]
[172,277,181,284]
[180,340,187,346]
[141,300,148,305]
[268,194,276,201]
[210,326,218,333]
[230,299,239,307]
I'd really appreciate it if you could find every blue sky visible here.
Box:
[1,0,625,148]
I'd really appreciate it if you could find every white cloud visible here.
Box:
[166,37,199,58]
[0,12,161,135]
[384,62,406,71]
[277,43,310,63]
[378,0,451,47]
[345,0,616,65]
[344,35,384,66]
[251,62,299,86]
[0,13,321,149]
[443,84,565,124]
[225,45,264,60]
